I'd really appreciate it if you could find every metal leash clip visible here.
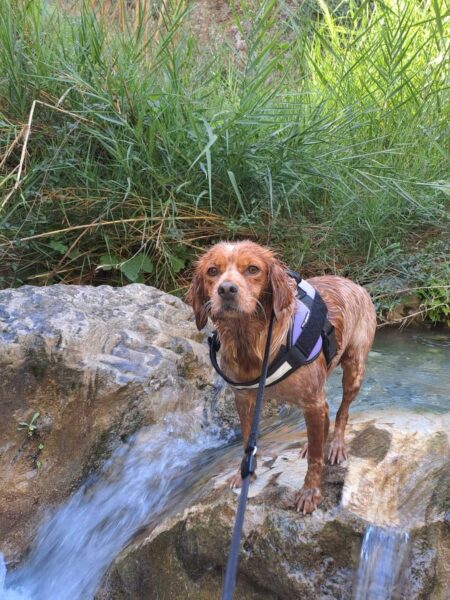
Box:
[240,445,257,479]
[208,331,220,352]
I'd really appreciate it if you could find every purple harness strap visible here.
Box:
[290,297,323,360]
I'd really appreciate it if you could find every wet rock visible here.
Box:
[350,425,391,463]
[386,293,423,324]
[97,410,449,599]
[0,284,232,563]
[366,276,428,326]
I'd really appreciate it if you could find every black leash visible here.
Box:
[221,311,275,600]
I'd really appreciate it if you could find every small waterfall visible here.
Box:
[354,525,410,600]
[0,558,24,600]
[0,413,227,600]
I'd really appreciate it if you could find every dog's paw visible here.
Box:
[328,438,348,464]
[229,470,243,489]
[299,442,308,459]
[228,469,257,489]
[294,486,322,514]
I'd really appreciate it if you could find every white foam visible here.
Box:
[0,555,30,600]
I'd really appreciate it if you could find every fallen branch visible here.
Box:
[373,284,450,298]
[0,214,223,248]
[376,302,448,329]
[1,100,92,210]
[0,127,26,171]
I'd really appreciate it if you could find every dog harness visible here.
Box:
[208,271,337,389]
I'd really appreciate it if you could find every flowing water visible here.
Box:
[1,329,449,600]
[353,526,410,600]
[1,415,232,600]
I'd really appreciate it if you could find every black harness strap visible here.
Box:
[221,311,275,600]
[209,280,338,389]
[322,317,337,365]
[208,333,257,387]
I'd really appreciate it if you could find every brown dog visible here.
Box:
[187,241,376,513]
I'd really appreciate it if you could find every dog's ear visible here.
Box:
[186,272,209,330]
[269,260,295,320]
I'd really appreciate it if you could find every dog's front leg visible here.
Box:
[229,389,257,489]
[295,393,328,514]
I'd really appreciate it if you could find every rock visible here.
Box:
[365,276,428,326]
[97,410,449,600]
[385,293,423,324]
[0,284,233,563]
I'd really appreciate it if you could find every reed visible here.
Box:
[0,0,448,320]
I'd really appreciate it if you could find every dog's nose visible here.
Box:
[218,281,238,299]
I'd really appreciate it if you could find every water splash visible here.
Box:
[1,413,226,600]
[0,557,27,600]
[354,525,410,600]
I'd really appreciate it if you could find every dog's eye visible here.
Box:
[247,265,260,275]
[207,266,219,276]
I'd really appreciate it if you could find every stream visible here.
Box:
[1,328,449,600]
[353,526,410,600]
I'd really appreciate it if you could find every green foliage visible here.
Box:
[416,249,450,326]
[120,253,154,283]
[0,0,448,321]
[366,239,450,325]
[17,411,45,468]
[419,283,450,327]
[17,411,40,438]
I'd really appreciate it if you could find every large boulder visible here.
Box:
[0,284,230,563]
[97,410,449,600]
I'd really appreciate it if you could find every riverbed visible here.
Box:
[1,328,449,599]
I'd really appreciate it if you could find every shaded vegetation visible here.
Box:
[0,0,448,323]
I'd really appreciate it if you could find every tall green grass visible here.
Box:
[0,0,448,320]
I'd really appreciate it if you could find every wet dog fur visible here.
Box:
[187,241,376,513]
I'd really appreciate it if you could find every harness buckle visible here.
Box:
[208,331,221,352]
[286,269,302,285]
[240,445,257,479]
[322,318,338,365]
[322,318,334,335]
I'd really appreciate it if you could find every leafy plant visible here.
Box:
[419,282,450,327]
[17,411,40,438]
[35,442,45,469]
[17,411,45,468]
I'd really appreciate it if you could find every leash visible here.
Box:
[221,311,275,600]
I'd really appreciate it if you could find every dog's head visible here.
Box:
[186,241,296,330]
